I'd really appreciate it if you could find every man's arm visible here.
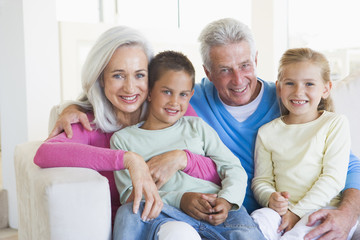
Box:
[305,188,360,240]
[305,151,360,240]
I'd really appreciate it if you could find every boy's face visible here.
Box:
[146,70,194,130]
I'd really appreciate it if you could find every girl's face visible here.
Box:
[277,61,331,124]
[144,70,194,130]
[102,45,148,119]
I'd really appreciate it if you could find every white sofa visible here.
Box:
[15,73,360,240]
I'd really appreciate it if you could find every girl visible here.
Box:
[251,48,357,239]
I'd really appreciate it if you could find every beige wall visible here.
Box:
[0,0,60,228]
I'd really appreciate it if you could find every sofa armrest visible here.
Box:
[15,141,112,240]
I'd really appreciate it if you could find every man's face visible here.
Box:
[205,41,260,106]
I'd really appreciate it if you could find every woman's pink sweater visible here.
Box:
[34,109,220,223]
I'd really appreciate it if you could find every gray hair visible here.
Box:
[198,18,257,70]
[69,26,153,133]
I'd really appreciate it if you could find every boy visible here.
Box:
[111,51,265,240]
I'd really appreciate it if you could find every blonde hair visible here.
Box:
[277,48,334,115]
[65,26,153,133]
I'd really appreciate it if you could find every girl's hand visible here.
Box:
[269,191,290,215]
[48,105,92,139]
[124,151,163,220]
[278,210,300,234]
[147,150,187,189]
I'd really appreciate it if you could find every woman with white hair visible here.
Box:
[34,26,216,228]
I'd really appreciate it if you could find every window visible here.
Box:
[56,0,100,23]
[56,0,252,101]
[288,0,360,81]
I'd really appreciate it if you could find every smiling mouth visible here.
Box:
[291,100,307,104]
[232,86,247,93]
[120,95,138,103]
[165,108,179,115]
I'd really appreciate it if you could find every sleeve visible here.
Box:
[198,119,247,210]
[34,123,125,171]
[184,103,198,117]
[157,191,186,209]
[111,132,189,207]
[183,104,221,185]
[251,130,276,207]
[344,150,360,190]
[183,150,221,186]
[110,132,134,204]
[290,115,351,218]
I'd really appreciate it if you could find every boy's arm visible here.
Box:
[146,150,221,189]
[199,119,247,209]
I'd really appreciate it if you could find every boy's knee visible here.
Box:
[115,202,143,224]
[157,221,201,240]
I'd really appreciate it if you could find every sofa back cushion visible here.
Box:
[332,71,360,157]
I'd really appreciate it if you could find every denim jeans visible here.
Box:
[113,202,266,240]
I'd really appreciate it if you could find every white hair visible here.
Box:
[198,18,257,70]
[64,26,153,133]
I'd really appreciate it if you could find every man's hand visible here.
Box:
[269,191,290,216]
[48,105,92,139]
[278,210,300,234]
[304,188,360,240]
[180,192,217,221]
[147,150,187,189]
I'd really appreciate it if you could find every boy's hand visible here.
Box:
[278,210,300,234]
[180,192,217,220]
[269,191,290,216]
[204,197,233,226]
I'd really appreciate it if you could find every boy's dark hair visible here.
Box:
[148,50,195,91]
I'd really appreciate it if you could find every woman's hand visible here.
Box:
[147,150,187,189]
[48,105,92,139]
[124,151,163,220]
[269,191,290,216]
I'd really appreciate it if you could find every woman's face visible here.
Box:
[102,45,148,117]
